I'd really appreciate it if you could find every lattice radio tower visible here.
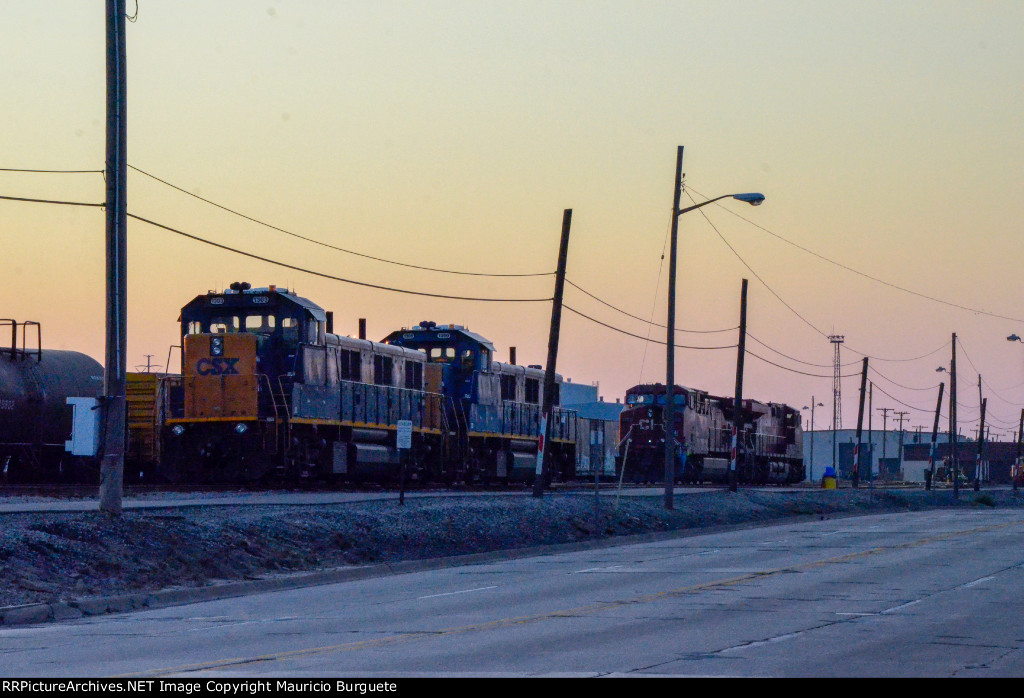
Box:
[830,334,845,469]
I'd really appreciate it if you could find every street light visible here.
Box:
[1008,334,1022,343]
[664,145,764,509]
[802,401,824,482]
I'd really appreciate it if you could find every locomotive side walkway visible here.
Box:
[0,486,1019,628]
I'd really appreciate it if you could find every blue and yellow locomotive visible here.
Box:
[159,283,577,485]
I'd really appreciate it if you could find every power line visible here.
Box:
[562,304,737,350]
[867,364,942,392]
[565,278,737,334]
[128,165,552,279]
[0,168,104,174]
[868,381,937,414]
[747,333,859,368]
[0,194,103,207]
[690,185,1024,324]
[685,191,829,339]
[128,212,553,303]
[846,341,949,364]
[686,190,968,366]
[746,350,861,378]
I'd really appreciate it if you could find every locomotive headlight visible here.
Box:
[210,336,224,356]
[171,425,185,436]
[234,422,248,434]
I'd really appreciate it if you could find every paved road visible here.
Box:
[2,506,1022,677]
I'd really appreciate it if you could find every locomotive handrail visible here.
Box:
[275,375,292,421]
[165,344,182,376]
[0,320,42,362]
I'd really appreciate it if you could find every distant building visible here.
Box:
[803,428,962,482]
[561,378,623,477]
[803,428,1016,483]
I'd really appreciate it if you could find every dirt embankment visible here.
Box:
[0,487,1018,611]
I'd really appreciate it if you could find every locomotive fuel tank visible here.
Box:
[0,349,104,481]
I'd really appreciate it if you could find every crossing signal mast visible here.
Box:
[830,334,845,473]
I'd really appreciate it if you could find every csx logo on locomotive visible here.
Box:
[195,357,241,375]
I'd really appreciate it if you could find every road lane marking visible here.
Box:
[418,586,498,600]
[960,575,995,589]
[119,515,1024,677]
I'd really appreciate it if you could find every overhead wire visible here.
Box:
[127,212,552,303]
[566,279,737,334]
[685,190,829,340]
[562,305,737,350]
[128,165,552,278]
[689,185,1024,324]
[636,212,672,385]
[686,189,974,366]
[747,350,861,379]
[867,364,942,392]
[0,194,103,207]
[747,333,858,368]
[0,168,103,174]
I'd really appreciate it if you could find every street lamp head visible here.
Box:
[936,366,947,373]
[1008,334,1021,342]
[732,193,765,206]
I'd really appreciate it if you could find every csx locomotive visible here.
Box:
[159,283,578,484]
[618,383,804,485]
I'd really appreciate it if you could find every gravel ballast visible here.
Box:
[0,487,1019,622]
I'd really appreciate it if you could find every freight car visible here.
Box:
[0,320,104,483]
[617,383,804,485]
[158,283,577,485]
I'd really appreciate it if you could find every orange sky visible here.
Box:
[3,1,1024,437]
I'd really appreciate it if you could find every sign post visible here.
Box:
[397,420,412,505]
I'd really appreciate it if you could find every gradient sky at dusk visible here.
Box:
[3,1,1023,437]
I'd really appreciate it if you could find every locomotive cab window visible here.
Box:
[429,347,456,362]
[460,349,475,372]
[281,316,301,345]
[209,316,240,333]
[245,314,275,333]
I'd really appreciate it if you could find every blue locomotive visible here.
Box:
[159,283,577,484]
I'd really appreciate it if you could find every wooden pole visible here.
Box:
[100,0,127,516]
[533,209,571,497]
[730,279,748,492]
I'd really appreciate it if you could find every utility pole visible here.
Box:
[868,383,873,487]
[533,209,572,498]
[100,0,128,516]
[927,382,945,490]
[894,411,909,480]
[876,407,891,478]
[830,335,844,476]
[951,333,959,499]
[976,394,986,492]
[663,146,684,510]
[853,358,868,488]
[730,279,748,493]
[807,397,820,482]
[1016,409,1023,493]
